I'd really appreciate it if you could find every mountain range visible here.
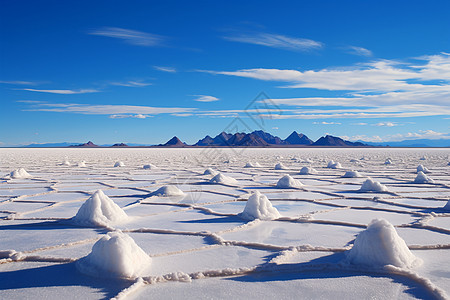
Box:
[159,131,369,147]
[15,130,450,148]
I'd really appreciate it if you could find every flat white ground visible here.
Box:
[0,148,449,299]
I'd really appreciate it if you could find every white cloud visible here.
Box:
[0,80,39,85]
[89,27,163,46]
[374,122,397,127]
[352,122,368,125]
[313,121,341,125]
[110,81,152,87]
[223,32,323,51]
[24,102,196,116]
[22,88,99,94]
[346,130,449,142]
[109,114,150,119]
[344,46,373,57]
[193,95,219,102]
[154,66,177,73]
[203,53,450,93]
[272,127,279,130]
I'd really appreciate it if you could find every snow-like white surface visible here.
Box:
[4,168,31,179]
[114,161,125,167]
[274,162,288,170]
[276,174,303,188]
[203,168,218,175]
[76,231,151,279]
[342,170,362,178]
[327,160,342,169]
[345,219,422,268]
[72,190,129,227]
[359,178,388,192]
[0,147,449,299]
[239,191,281,220]
[416,164,430,173]
[299,166,318,175]
[414,171,434,184]
[209,172,238,186]
[143,164,157,170]
[150,185,185,197]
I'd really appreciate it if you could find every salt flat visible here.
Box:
[0,148,449,299]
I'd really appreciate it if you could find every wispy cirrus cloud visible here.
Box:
[154,66,177,73]
[344,46,373,57]
[88,27,164,46]
[202,53,450,93]
[109,80,152,87]
[22,101,196,117]
[109,114,150,119]
[223,32,323,52]
[0,80,40,85]
[313,121,341,125]
[374,122,397,127]
[21,88,99,94]
[342,130,449,143]
[193,95,219,102]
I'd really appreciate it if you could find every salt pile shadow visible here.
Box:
[0,262,130,299]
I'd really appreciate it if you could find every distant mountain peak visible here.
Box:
[284,131,313,145]
[312,135,367,147]
[111,143,128,147]
[70,141,99,147]
[163,136,186,147]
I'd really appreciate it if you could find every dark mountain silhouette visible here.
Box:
[312,135,367,147]
[195,135,215,146]
[162,136,186,147]
[252,130,286,145]
[213,132,233,146]
[284,131,313,145]
[111,143,128,147]
[70,141,99,147]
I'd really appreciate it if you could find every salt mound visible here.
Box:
[346,219,422,268]
[72,190,128,227]
[244,162,261,168]
[78,161,86,168]
[342,170,362,178]
[327,160,342,169]
[114,161,125,167]
[239,191,280,221]
[6,168,31,179]
[416,164,430,173]
[274,163,288,170]
[60,160,71,166]
[76,231,151,279]
[276,174,303,188]
[359,178,388,192]
[384,158,393,165]
[299,166,318,175]
[414,171,434,184]
[203,168,218,175]
[143,164,157,170]
[209,173,238,185]
[150,185,185,197]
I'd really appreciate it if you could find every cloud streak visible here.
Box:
[89,27,164,46]
[21,88,99,94]
[24,102,196,117]
[344,46,373,57]
[193,95,219,102]
[223,32,323,51]
[154,66,177,73]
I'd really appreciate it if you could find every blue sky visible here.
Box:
[1,0,449,146]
